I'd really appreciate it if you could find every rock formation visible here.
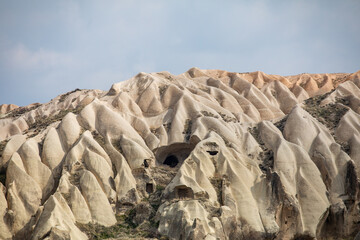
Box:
[0,68,360,239]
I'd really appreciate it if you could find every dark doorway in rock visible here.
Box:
[144,159,149,168]
[163,155,179,168]
[207,151,218,156]
[146,183,154,193]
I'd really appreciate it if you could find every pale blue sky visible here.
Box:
[0,0,359,106]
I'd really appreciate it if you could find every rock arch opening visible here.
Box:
[155,142,197,168]
[163,155,179,168]
[175,186,194,199]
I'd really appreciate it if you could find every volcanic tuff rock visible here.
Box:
[0,68,360,239]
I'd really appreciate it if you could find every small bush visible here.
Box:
[156,185,165,191]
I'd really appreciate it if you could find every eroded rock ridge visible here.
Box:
[0,68,360,239]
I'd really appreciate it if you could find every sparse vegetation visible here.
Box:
[77,186,166,239]
[249,126,274,173]
[150,166,177,189]
[249,126,265,149]
[336,138,351,155]
[333,74,350,86]
[0,139,9,159]
[112,139,124,154]
[125,208,138,228]
[201,110,218,118]
[61,193,71,206]
[210,177,223,205]
[92,131,106,149]
[158,85,168,97]
[335,96,350,106]
[303,94,354,155]
[182,119,192,141]
[68,164,85,188]
[59,88,82,102]
[292,232,316,240]
[77,215,142,239]
[156,185,165,191]
[303,92,349,132]
[28,106,84,132]
[258,150,274,172]
[219,112,237,123]
[0,104,40,119]
[274,116,288,133]
[205,142,219,148]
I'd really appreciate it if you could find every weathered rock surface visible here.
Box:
[0,68,359,239]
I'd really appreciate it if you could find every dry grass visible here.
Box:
[158,85,168,97]
[92,131,106,149]
[219,113,237,123]
[0,139,9,159]
[210,177,223,205]
[303,92,348,132]
[0,104,40,119]
[201,110,218,118]
[112,139,124,155]
[274,116,288,133]
[77,205,165,239]
[182,119,192,141]
[59,88,82,102]
[249,126,274,173]
[28,106,84,132]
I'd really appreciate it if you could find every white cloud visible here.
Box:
[5,44,75,70]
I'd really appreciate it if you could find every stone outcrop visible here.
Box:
[0,68,359,239]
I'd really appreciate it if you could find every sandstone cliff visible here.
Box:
[0,68,360,239]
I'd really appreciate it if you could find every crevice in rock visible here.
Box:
[0,172,5,186]
[345,161,358,201]
[143,159,149,168]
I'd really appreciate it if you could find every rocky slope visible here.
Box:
[0,68,360,240]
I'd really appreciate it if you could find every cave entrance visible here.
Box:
[207,151,218,156]
[163,155,179,168]
[143,159,149,168]
[155,142,198,168]
[175,186,194,199]
[146,183,154,193]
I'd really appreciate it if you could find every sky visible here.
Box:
[0,0,359,106]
